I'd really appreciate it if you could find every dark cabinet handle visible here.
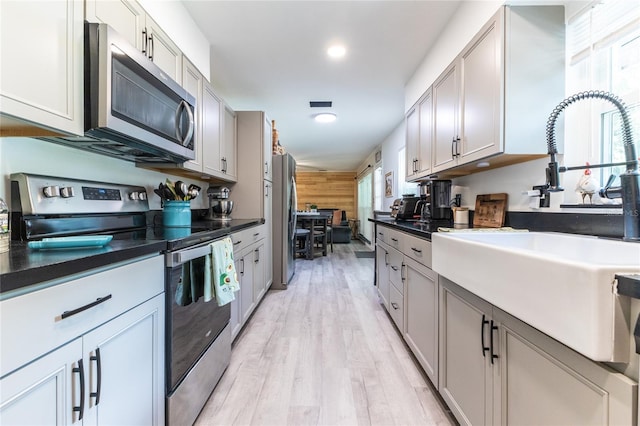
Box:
[73,359,85,421]
[60,295,112,320]
[254,248,260,263]
[490,320,499,364]
[240,258,245,275]
[90,348,102,406]
[148,33,154,61]
[141,28,148,55]
[401,263,406,282]
[391,238,398,243]
[390,265,398,271]
[391,302,399,310]
[481,315,490,357]
[411,247,422,253]
[384,251,389,266]
[451,138,456,159]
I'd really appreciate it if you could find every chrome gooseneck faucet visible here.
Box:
[545,90,639,241]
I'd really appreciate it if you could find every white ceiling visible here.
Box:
[181,0,461,171]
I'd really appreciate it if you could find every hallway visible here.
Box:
[195,242,455,426]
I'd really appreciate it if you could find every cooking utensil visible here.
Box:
[473,193,508,228]
[187,184,201,200]
[165,179,179,200]
[175,180,188,200]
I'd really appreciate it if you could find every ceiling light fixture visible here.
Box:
[314,112,337,123]
[327,45,346,59]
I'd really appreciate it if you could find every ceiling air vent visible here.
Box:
[309,101,332,108]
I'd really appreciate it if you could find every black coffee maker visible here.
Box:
[420,180,452,222]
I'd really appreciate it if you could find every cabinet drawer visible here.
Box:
[404,234,432,268]
[386,228,404,252]
[388,247,403,293]
[0,255,164,377]
[231,225,263,253]
[376,225,390,245]
[389,283,404,332]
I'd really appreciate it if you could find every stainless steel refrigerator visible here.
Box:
[272,153,297,289]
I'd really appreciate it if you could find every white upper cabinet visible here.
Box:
[263,117,273,181]
[425,6,565,176]
[405,105,420,181]
[221,104,238,181]
[0,0,84,136]
[432,63,459,172]
[406,88,434,182]
[86,0,182,82]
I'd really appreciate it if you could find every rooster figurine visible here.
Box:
[576,162,598,204]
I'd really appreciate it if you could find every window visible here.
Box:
[373,166,383,211]
[566,0,640,192]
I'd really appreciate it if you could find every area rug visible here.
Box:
[354,251,375,259]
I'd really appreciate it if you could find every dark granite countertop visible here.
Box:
[0,219,263,297]
[616,274,640,299]
[369,217,456,241]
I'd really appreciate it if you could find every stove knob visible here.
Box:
[60,187,75,198]
[42,185,60,198]
[138,191,148,201]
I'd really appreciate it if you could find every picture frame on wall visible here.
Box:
[385,171,393,198]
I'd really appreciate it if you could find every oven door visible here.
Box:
[165,241,230,392]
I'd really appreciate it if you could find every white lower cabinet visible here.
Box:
[0,256,165,425]
[375,241,390,310]
[230,227,269,341]
[439,276,637,426]
[0,338,81,425]
[388,282,404,332]
[404,256,438,386]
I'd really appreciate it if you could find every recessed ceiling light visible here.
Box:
[314,112,337,123]
[327,45,346,59]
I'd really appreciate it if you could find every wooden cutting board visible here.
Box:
[473,193,508,228]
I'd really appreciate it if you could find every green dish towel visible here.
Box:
[207,237,240,306]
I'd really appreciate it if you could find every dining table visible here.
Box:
[296,211,331,258]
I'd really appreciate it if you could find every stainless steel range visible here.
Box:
[10,173,233,426]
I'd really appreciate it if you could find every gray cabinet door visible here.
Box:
[494,308,637,426]
[375,243,390,310]
[432,62,459,172]
[439,276,493,426]
[458,9,502,163]
[404,257,438,386]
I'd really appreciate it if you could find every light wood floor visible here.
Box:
[195,242,456,426]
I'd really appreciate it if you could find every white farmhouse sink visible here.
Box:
[432,231,640,362]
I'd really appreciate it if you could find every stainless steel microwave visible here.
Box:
[42,23,196,163]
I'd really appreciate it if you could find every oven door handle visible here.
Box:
[167,244,213,267]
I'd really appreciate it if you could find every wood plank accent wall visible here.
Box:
[295,171,357,220]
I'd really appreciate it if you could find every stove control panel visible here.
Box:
[10,173,149,215]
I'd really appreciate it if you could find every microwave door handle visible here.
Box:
[183,101,195,146]
[175,100,195,146]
